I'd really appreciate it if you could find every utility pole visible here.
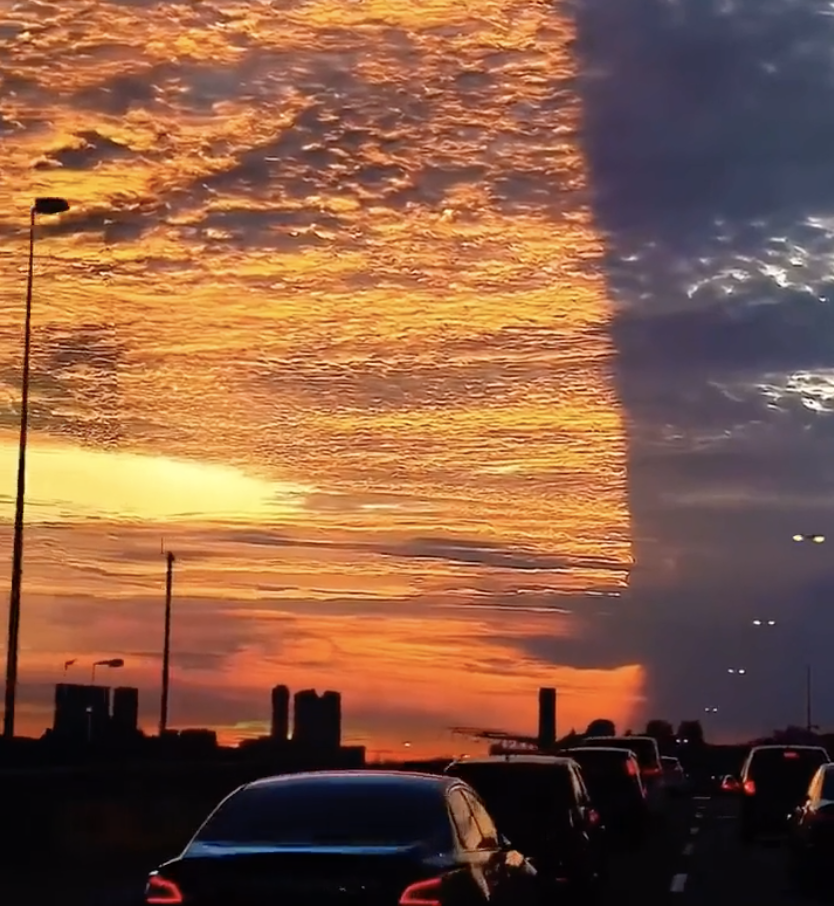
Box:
[159,550,175,735]
[806,663,813,733]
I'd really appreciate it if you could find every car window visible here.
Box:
[446,762,574,842]
[570,765,591,807]
[820,769,834,801]
[461,790,499,848]
[577,736,660,770]
[194,781,449,847]
[448,788,482,851]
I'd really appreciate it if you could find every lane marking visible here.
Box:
[689,826,700,835]
[670,873,687,893]
[682,842,694,856]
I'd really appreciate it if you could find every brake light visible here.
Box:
[588,808,600,826]
[399,877,442,906]
[643,766,662,777]
[784,751,800,759]
[145,875,183,905]
[743,780,756,795]
[626,760,638,777]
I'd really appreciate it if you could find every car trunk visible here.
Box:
[167,847,433,906]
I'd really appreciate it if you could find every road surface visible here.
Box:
[606,791,811,905]
[1,792,818,905]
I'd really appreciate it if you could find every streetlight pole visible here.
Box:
[159,550,175,735]
[2,197,69,741]
[806,664,813,733]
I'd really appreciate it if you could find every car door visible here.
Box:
[447,787,496,903]
[792,769,822,845]
[568,765,603,870]
[462,789,536,905]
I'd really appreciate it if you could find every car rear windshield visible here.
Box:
[577,737,660,770]
[447,763,574,834]
[568,749,631,775]
[567,750,636,794]
[821,770,834,800]
[195,781,448,847]
[748,749,830,795]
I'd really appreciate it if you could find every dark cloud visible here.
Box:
[220,528,628,576]
[575,0,834,733]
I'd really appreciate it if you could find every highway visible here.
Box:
[1,793,814,905]
[606,792,807,906]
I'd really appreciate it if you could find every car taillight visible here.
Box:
[643,766,662,777]
[588,808,600,826]
[743,780,756,795]
[145,874,183,905]
[400,877,442,906]
[626,760,638,777]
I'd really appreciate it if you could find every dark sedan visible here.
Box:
[144,770,540,906]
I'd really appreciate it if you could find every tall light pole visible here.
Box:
[159,550,175,735]
[3,197,70,741]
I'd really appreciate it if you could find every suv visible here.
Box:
[445,755,606,900]
[739,745,831,841]
[572,736,665,814]
[566,747,649,845]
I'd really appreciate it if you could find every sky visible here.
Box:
[0,0,830,754]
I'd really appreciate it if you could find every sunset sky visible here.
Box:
[0,0,832,752]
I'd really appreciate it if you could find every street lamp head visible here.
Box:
[32,197,69,216]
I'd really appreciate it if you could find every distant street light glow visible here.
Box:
[728,668,747,675]
[752,619,776,626]
[793,533,825,543]
[704,707,719,713]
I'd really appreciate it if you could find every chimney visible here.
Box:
[538,687,556,749]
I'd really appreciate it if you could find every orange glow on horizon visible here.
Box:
[0,0,636,747]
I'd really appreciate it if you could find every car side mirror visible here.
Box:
[499,833,513,851]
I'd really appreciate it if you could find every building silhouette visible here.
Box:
[321,690,341,749]
[270,684,290,741]
[293,689,341,750]
[538,687,557,749]
[111,687,139,737]
[53,683,111,744]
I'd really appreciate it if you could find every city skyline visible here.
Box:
[0,0,832,752]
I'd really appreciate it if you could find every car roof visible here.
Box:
[568,746,636,757]
[245,770,455,792]
[749,745,828,754]
[661,756,680,762]
[447,755,575,767]
[586,735,655,742]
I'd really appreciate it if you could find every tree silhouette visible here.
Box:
[585,718,616,737]
[677,720,705,746]
[645,719,674,740]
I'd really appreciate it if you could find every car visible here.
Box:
[569,735,666,816]
[445,754,605,901]
[738,745,831,841]
[143,770,541,906]
[565,746,649,846]
[787,762,834,895]
[661,756,687,796]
